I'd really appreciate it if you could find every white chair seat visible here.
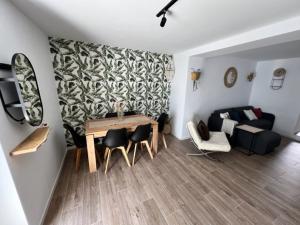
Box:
[200,132,231,152]
[187,121,231,154]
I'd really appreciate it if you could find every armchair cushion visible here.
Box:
[197,120,210,141]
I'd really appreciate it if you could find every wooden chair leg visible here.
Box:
[104,149,112,174]
[132,143,138,166]
[143,141,153,160]
[162,134,168,149]
[104,147,109,162]
[75,148,82,171]
[126,140,132,153]
[120,147,131,168]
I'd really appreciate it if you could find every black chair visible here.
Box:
[157,113,169,149]
[124,111,136,116]
[127,124,153,165]
[105,112,118,118]
[103,128,131,174]
[63,124,101,171]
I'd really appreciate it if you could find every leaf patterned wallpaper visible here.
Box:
[13,53,43,126]
[48,37,172,145]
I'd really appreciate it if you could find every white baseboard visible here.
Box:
[39,149,67,225]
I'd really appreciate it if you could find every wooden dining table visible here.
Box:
[85,114,158,173]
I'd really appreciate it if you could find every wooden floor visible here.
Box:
[44,136,300,225]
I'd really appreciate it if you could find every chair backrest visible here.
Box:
[63,124,86,148]
[130,123,151,143]
[105,112,118,118]
[157,113,168,132]
[187,121,202,148]
[124,111,136,116]
[104,128,128,148]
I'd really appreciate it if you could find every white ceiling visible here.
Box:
[227,40,300,61]
[11,0,300,54]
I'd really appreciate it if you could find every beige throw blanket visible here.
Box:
[221,119,238,137]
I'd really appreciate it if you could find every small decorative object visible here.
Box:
[164,58,175,81]
[247,72,255,82]
[115,101,124,120]
[224,67,238,88]
[270,68,286,90]
[191,68,201,91]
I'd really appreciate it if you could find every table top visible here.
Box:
[236,124,264,134]
[85,114,157,135]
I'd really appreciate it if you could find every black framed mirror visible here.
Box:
[11,53,43,126]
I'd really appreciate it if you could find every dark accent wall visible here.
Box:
[49,37,172,145]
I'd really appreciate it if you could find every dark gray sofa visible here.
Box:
[208,106,275,132]
[207,106,277,150]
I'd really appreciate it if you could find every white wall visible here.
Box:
[170,53,190,139]
[0,143,28,225]
[249,57,300,140]
[0,1,66,225]
[180,56,256,138]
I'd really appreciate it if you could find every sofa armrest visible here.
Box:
[261,112,275,129]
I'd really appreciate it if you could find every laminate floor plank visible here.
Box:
[44,136,300,225]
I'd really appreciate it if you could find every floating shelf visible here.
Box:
[0,63,12,71]
[0,77,15,82]
[10,127,49,156]
[5,101,22,108]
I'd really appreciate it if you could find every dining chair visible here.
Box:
[157,113,169,148]
[127,123,153,166]
[63,124,101,171]
[105,112,118,118]
[124,111,136,116]
[103,128,131,174]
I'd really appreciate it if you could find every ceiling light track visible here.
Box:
[156,0,178,27]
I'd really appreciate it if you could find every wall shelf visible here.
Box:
[0,63,12,71]
[5,101,22,108]
[0,77,15,82]
[10,127,49,156]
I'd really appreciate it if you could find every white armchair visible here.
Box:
[187,121,231,158]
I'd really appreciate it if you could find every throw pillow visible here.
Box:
[197,120,210,141]
[220,112,230,119]
[252,108,262,118]
[229,111,241,122]
[239,110,249,121]
[243,109,257,120]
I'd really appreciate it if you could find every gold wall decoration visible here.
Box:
[247,72,255,82]
[224,67,238,88]
[190,69,201,91]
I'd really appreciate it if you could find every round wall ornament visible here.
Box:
[224,67,238,88]
[273,68,286,77]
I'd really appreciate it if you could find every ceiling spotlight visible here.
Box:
[160,13,167,27]
[156,0,178,28]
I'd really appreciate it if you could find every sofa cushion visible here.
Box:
[238,110,249,121]
[197,120,210,141]
[253,131,281,155]
[214,108,233,115]
[242,119,272,130]
[220,112,230,119]
[244,109,257,120]
[229,111,241,122]
[253,108,262,118]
